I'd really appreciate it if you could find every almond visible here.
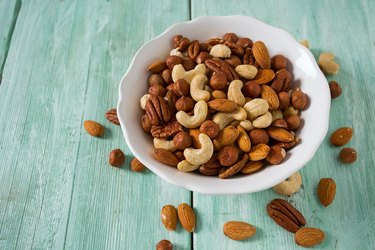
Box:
[295,227,325,247]
[267,127,294,142]
[177,203,195,232]
[213,126,240,150]
[147,60,167,73]
[261,85,280,110]
[317,178,336,207]
[161,205,177,231]
[252,41,271,69]
[207,99,237,112]
[153,148,179,167]
[249,69,275,84]
[241,161,264,174]
[223,221,256,241]
[330,127,353,146]
[248,143,270,161]
[237,125,251,152]
[84,120,104,137]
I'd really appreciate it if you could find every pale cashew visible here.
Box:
[172,64,206,84]
[213,106,247,130]
[176,100,207,128]
[272,172,302,196]
[153,138,177,152]
[235,64,258,79]
[140,94,150,110]
[183,133,213,165]
[177,160,200,172]
[190,74,210,102]
[209,44,231,58]
[283,106,299,116]
[240,120,254,131]
[227,80,246,106]
[170,48,183,57]
[318,52,339,74]
[243,98,269,120]
[271,110,283,121]
[252,111,272,128]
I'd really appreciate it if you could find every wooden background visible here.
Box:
[0,0,374,249]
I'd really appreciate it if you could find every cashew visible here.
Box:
[227,80,246,106]
[272,172,302,196]
[213,106,247,130]
[209,44,231,58]
[240,120,254,131]
[170,48,183,57]
[318,52,339,74]
[172,64,206,84]
[140,94,150,110]
[235,65,258,79]
[252,111,272,128]
[243,98,269,120]
[176,100,208,128]
[283,106,299,116]
[190,74,210,102]
[183,133,213,165]
[153,138,177,152]
[271,110,283,121]
[177,160,200,172]
[300,40,309,48]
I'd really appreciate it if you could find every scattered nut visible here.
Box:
[177,203,195,232]
[105,108,120,125]
[130,157,145,172]
[330,127,353,146]
[272,172,302,195]
[223,221,256,241]
[160,205,177,231]
[156,239,173,250]
[84,120,104,137]
[329,80,342,99]
[317,178,336,207]
[300,39,309,48]
[339,148,357,164]
[318,52,339,74]
[109,149,125,168]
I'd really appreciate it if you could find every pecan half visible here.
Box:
[243,48,256,66]
[224,41,244,57]
[205,58,239,81]
[105,108,120,125]
[188,40,200,60]
[151,119,183,139]
[145,95,171,126]
[266,198,306,233]
[271,69,292,93]
[207,37,224,46]
[219,154,249,179]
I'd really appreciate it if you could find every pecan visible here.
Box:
[188,40,200,60]
[207,37,224,46]
[271,69,292,93]
[266,198,306,233]
[145,95,171,126]
[151,119,183,139]
[205,58,239,81]
[105,108,120,125]
[219,154,249,179]
[243,48,256,65]
[224,41,244,57]
[164,90,177,115]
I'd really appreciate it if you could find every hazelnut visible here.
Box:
[173,35,183,48]
[211,90,226,100]
[217,146,238,166]
[130,157,145,172]
[200,120,220,139]
[329,80,342,99]
[249,129,269,145]
[175,96,194,112]
[236,37,253,48]
[174,151,185,161]
[199,43,209,51]
[225,55,242,68]
[210,72,227,90]
[148,74,164,86]
[285,114,301,130]
[196,51,211,64]
[141,115,152,133]
[272,119,288,129]
[173,132,192,150]
[149,84,166,96]
[178,37,190,51]
[166,55,182,69]
[156,239,173,250]
[271,55,287,71]
[278,91,290,110]
[266,145,286,165]
[242,81,260,98]
[172,79,190,96]
[222,32,239,43]
[109,149,125,168]
[291,88,308,110]
[165,90,177,114]
[182,57,196,70]
[339,148,357,164]
[161,69,173,84]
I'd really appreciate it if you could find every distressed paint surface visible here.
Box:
[0,0,374,249]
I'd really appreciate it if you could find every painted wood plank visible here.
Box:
[0,0,191,249]
[191,0,375,249]
[0,0,21,80]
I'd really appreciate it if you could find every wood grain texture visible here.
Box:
[191,0,375,249]
[0,0,20,80]
[0,0,190,249]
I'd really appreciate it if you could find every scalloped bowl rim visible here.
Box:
[117,15,330,195]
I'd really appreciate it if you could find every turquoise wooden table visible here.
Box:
[0,0,374,249]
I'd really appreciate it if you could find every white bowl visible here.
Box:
[117,16,330,194]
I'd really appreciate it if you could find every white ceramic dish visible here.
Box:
[117,16,330,194]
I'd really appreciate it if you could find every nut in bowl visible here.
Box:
[117,16,330,194]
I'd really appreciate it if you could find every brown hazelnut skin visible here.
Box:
[329,80,342,99]
[278,91,290,110]
[149,84,166,97]
[173,132,192,150]
[285,114,301,130]
[242,81,261,98]
[149,74,165,86]
[272,119,288,129]
[173,35,183,48]
[178,37,190,51]
[130,157,145,172]
[339,148,357,164]
[161,69,173,84]
[210,72,227,90]
[172,79,190,96]
[174,151,185,161]
[109,149,125,168]
[222,33,239,43]
[182,57,196,71]
[141,115,152,133]
[266,145,286,165]
[236,37,253,48]
[225,55,242,68]
[217,146,239,167]
[156,239,173,250]
[200,120,220,139]
[196,51,211,64]
[249,129,269,145]
[175,96,194,112]
[291,88,308,110]
[271,55,287,71]
[166,55,183,69]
